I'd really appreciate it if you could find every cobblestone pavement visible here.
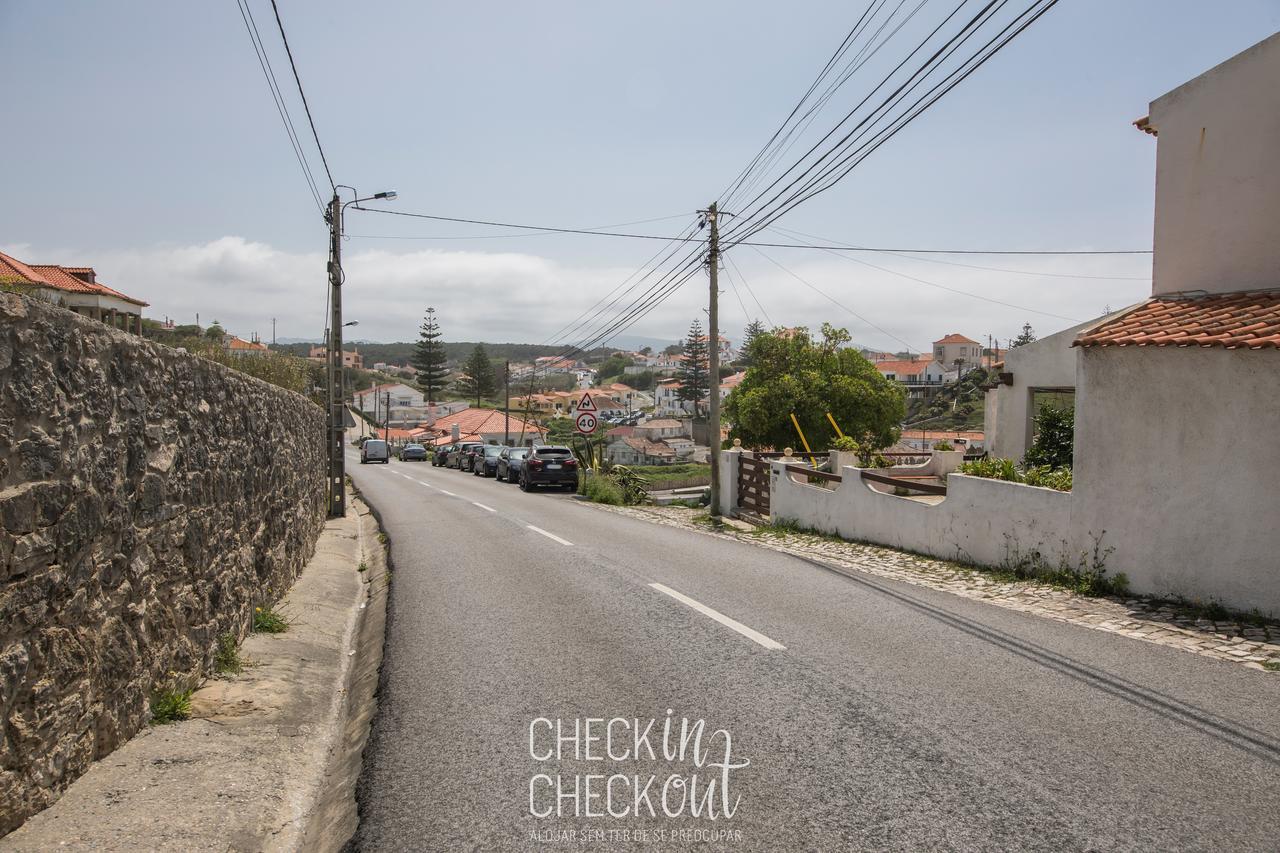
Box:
[589,503,1280,672]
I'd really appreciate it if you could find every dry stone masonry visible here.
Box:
[0,294,326,835]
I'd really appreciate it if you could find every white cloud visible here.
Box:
[4,237,1153,353]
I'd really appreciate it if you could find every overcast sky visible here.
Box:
[3,1,1277,352]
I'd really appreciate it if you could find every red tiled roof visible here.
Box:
[226,336,267,351]
[0,251,147,306]
[427,407,542,437]
[1073,291,1280,350]
[934,333,979,345]
[605,425,635,439]
[0,251,44,284]
[875,358,934,376]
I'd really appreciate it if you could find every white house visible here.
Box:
[874,358,946,399]
[723,34,1280,615]
[0,251,148,334]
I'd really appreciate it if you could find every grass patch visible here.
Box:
[252,606,289,634]
[213,632,243,675]
[1263,660,1280,672]
[357,561,368,573]
[583,474,624,506]
[150,687,193,724]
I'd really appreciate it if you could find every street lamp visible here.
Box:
[326,187,396,518]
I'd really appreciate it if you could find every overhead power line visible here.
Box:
[268,0,336,192]
[234,0,324,213]
[348,206,1151,255]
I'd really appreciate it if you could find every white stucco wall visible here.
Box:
[1147,31,1280,295]
[984,316,1117,461]
[1073,347,1280,614]
[765,462,1075,569]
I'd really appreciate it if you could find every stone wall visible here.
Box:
[0,294,326,834]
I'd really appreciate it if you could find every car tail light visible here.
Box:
[563,459,578,468]
[528,459,544,470]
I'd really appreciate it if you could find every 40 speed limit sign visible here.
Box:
[575,411,599,434]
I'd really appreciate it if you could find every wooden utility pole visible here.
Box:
[326,194,345,518]
[504,360,511,445]
[704,202,723,518]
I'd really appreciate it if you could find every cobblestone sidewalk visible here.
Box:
[590,503,1280,672]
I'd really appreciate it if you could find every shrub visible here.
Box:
[959,457,1072,492]
[1024,403,1074,469]
[932,440,957,451]
[583,474,623,505]
[831,436,860,452]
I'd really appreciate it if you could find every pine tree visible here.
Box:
[457,344,496,406]
[741,319,765,366]
[1011,322,1037,348]
[412,307,449,403]
[676,319,711,418]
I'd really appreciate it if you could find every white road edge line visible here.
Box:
[526,525,573,546]
[648,583,786,651]
[472,502,496,512]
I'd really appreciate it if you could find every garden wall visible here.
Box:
[0,294,326,835]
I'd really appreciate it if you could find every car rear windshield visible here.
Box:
[535,447,570,456]
[366,441,387,450]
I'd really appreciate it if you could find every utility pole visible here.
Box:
[702,202,723,518]
[385,391,391,442]
[504,360,511,445]
[272,317,277,346]
[326,193,345,518]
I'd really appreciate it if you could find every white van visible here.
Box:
[360,439,390,464]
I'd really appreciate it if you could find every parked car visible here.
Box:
[432,444,454,467]
[496,447,529,483]
[472,445,505,477]
[401,443,429,462]
[448,442,483,469]
[360,439,390,464]
[519,445,578,491]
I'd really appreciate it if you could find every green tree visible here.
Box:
[412,307,449,403]
[740,319,765,366]
[1011,322,1037,348]
[205,321,225,341]
[1023,403,1074,469]
[594,353,631,384]
[723,324,905,451]
[676,319,710,417]
[456,344,497,405]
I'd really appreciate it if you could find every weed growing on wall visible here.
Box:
[150,684,194,725]
[213,632,243,676]
[252,606,289,634]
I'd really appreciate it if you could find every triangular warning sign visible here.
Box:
[576,392,598,412]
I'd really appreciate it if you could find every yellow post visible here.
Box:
[825,412,845,440]
[789,413,814,460]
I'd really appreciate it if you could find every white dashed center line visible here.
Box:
[471,502,496,512]
[526,525,573,547]
[438,489,457,497]
[648,583,786,651]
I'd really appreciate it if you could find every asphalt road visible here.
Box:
[348,453,1280,852]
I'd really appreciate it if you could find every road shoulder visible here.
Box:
[584,502,1280,673]
[0,494,388,853]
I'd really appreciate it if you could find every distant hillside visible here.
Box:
[903,367,990,432]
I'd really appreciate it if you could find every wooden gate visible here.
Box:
[737,454,770,516]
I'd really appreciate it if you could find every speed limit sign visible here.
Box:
[575,411,598,434]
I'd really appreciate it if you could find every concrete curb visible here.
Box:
[0,494,389,852]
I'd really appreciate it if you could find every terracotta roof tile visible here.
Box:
[934,333,979,345]
[1074,291,1280,350]
[875,358,937,376]
[0,251,45,284]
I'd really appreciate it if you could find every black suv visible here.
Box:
[519,445,578,491]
